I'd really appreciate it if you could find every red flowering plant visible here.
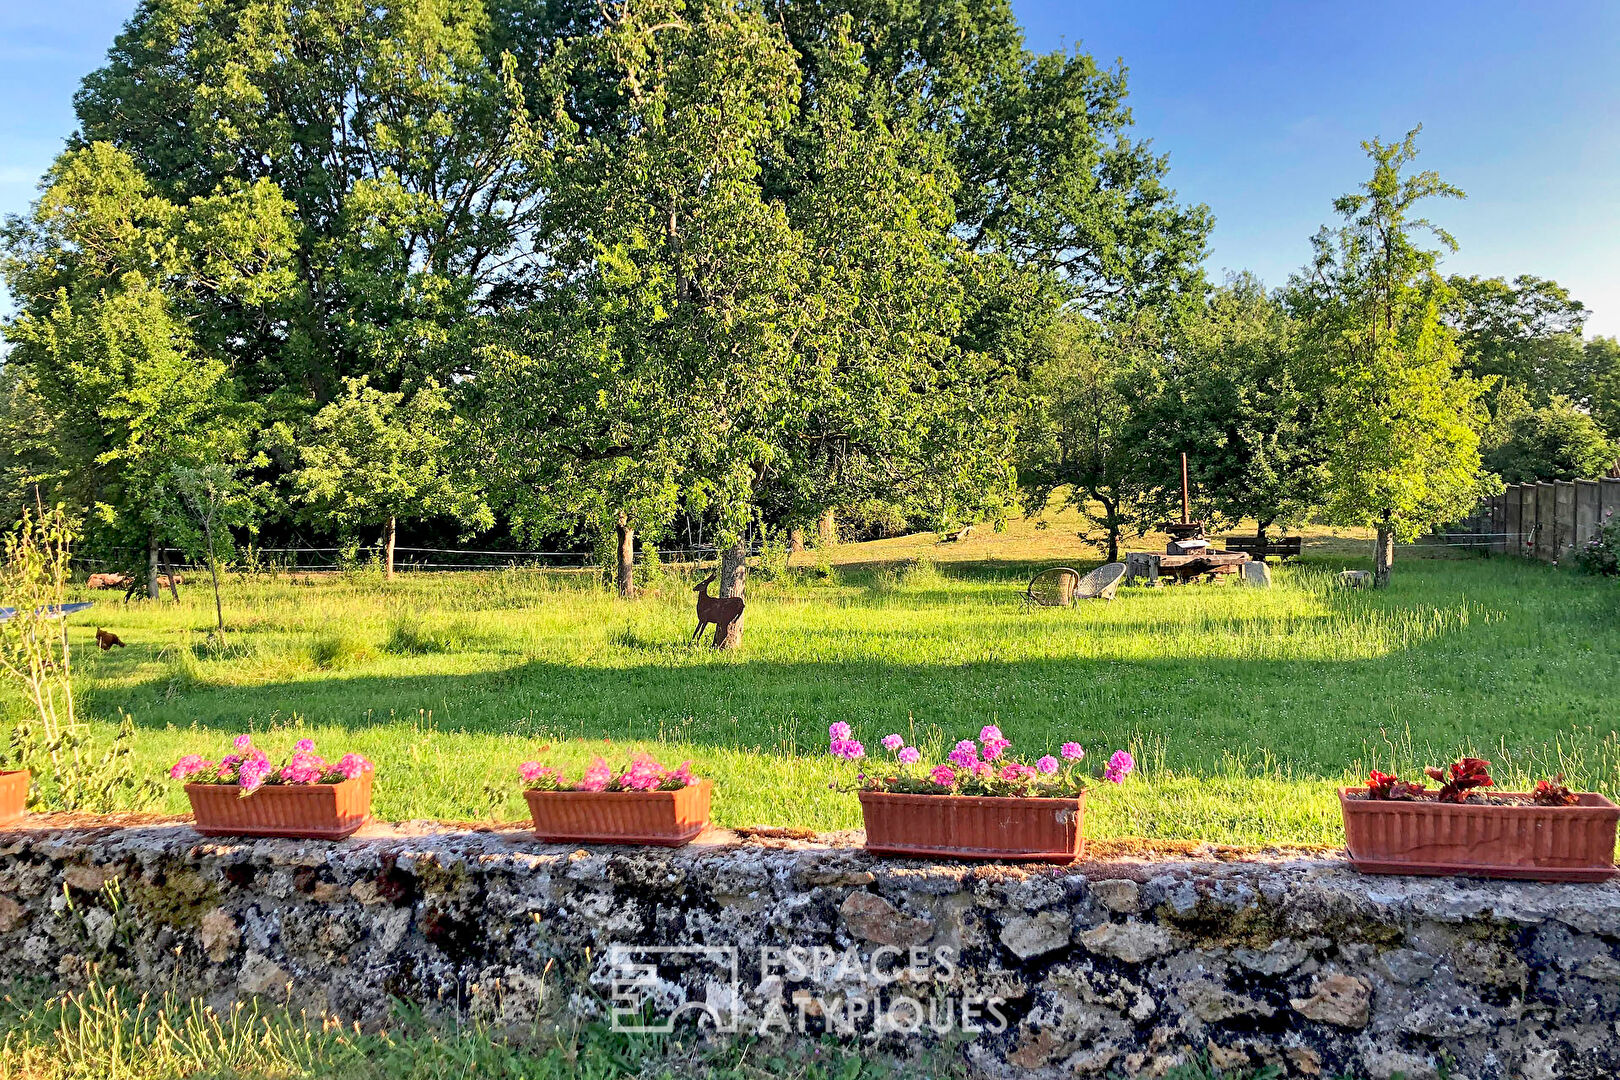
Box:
[169,735,371,796]
[1531,774,1579,807]
[1364,757,1582,805]
[1364,770,1428,801]
[826,722,1133,797]
[518,751,697,793]
[1425,757,1494,802]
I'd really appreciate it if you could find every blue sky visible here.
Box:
[2,1,1617,333]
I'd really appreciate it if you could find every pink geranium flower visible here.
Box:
[946,740,978,768]
[828,722,852,741]
[1103,750,1135,784]
[897,746,921,765]
[169,754,210,780]
[929,765,956,787]
[619,754,665,791]
[579,757,613,792]
[1061,742,1085,761]
[1036,755,1059,774]
[881,734,904,753]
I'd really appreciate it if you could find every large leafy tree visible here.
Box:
[471,0,808,620]
[0,143,295,594]
[1289,130,1493,587]
[74,0,550,397]
[1126,275,1327,541]
[1580,337,1620,445]
[289,378,489,578]
[1018,312,1161,562]
[1483,394,1617,483]
[1447,274,1588,404]
[764,20,1023,544]
[779,0,1210,314]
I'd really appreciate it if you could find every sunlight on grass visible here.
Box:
[23,518,1620,845]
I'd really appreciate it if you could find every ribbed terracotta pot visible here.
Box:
[0,769,28,826]
[859,790,1085,863]
[1340,788,1620,882]
[186,773,372,840]
[525,780,712,847]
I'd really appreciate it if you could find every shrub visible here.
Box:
[755,532,792,582]
[1576,509,1620,576]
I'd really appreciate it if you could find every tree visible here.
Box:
[779,0,1210,315]
[1018,313,1158,561]
[1581,337,1620,444]
[1447,274,1587,403]
[1126,275,1328,540]
[156,464,257,633]
[0,143,293,593]
[289,378,488,578]
[1289,130,1493,587]
[764,18,1023,547]
[73,0,552,397]
[1483,396,1617,482]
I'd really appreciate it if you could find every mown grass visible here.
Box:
[35,508,1620,845]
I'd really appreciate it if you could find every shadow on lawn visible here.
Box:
[100,621,1620,772]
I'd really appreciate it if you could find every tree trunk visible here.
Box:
[817,508,837,546]
[201,520,224,633]
[1256,518,1273,545]
[1374,521,1395,588]
[159,550,180,602]
[383,515,397,581]
[789,528,805,555]
[615,512,636,598]
[715,539,747,649]
[147,534,161,601]
[1100,497,1120,562]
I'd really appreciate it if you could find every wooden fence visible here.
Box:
[1463,478,1620,562]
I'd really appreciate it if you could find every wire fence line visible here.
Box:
[71,542,767,574]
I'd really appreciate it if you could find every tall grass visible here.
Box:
[0,976,941,1080]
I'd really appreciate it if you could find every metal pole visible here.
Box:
[1181,452,1190,525]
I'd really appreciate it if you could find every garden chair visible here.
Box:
[1025,563,1126,606]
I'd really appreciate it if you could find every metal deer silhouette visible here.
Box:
[692,573,745,646]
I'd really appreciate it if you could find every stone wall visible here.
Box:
[2,820,1618,1079]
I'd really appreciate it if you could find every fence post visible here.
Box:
[1521,485,1539,559]
[1602,479,1620,535]
[1536,483,1556,561]
[1504,486,1521,556]
[1554,481,1576,563]
[1575,480,1601,555]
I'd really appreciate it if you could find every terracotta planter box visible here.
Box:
[1340,787,1620,882]
[525,779,712,847]
[0,770,27,826]
[859,790,1085,863]
[186,774,372,839]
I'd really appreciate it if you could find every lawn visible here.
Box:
[41,510,1620,846]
